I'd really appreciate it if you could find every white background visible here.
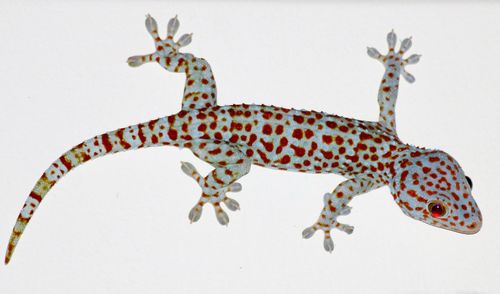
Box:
[1,1,499,293]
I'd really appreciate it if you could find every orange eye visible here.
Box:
[428,202,447,218]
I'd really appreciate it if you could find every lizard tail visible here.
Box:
[5,113,187,265]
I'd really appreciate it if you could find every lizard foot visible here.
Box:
[367,30,421,83]
[302,193,354,252]
[127,15,192,67]
[180,161,242,225]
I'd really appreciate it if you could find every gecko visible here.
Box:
[5,15,482,264]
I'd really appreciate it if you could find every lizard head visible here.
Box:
[389,149,481,234]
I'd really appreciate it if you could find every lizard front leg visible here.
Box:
[180,141,251,225]
[303,177,384,252]
[367,30,421,133]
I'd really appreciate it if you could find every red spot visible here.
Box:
[137,124,146,146]
[229,134,239,143]
[230,122,243,131]
[257,150,270,163]
[29,191,42,203]
[346,155,359,162]
[275,125,284,135]
[303,160,311,166]
[292,129,303,139]
[101,134,113,152]
[291,144,306,157]
[245,124,252,132]
[383,86,391,92]
[335,136,344,145]
[59,155,73,171]
[326,121,337,129]
[262,111,272,119]
[148,119,159,130]
[322,135,333,144]
[196,113,207,119]
[214,132,223,140]
[320,150,333,159]
[339,147,346,154]
[339,125,349,132]
[181,123,188,133]
[168,129,178,140]
[201,78,209,85]
[401,170,409,182]
[262,124,273,135]
[208,148,222,155]
[198,124,207,132]
[151,135,158,144]
[293,115,304,124]
[359,132,373,140]
[246,149,254,157]
[280,137,288,146]
[307,118,316,125]
[305,129,314,139]
[280,155,291,164]
[116,128,132,149]
[429,157,440,163]
[260,139,274,152]
[248,134,257,146]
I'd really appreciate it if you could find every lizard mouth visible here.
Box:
[442,219,482,235]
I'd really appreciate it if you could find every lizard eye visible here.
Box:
[428,201,447,218]
[465,176,473,189]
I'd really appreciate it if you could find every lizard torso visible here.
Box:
[169,104,402,178]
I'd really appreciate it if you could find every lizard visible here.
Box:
[4,15,482,264]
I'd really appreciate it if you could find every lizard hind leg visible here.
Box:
[181,161,243,225]
[181,142,251,225]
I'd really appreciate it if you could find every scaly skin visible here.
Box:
[5,16,481,264]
